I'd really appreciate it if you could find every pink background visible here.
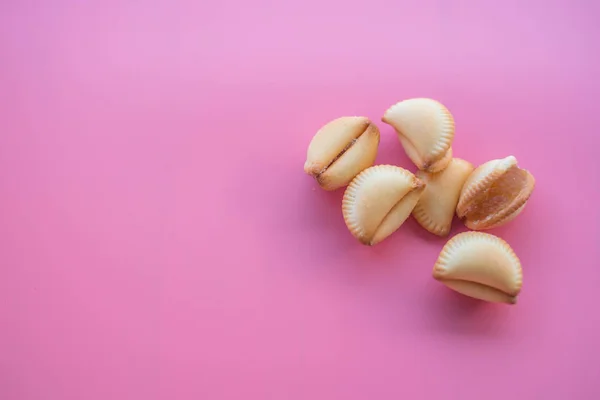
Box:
[1,1,599,399]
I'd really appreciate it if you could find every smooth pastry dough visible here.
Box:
[304,116,380,191]
[382,98,454,172]
[342,165,425,245]
[433,232,523,304]
[456,156,535,230]
[413,158,474,236]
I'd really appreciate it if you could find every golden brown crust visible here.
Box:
[456,156,517,217]
[457,156,535,230]
[466,170,535,230]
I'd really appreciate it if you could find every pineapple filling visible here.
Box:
[464,167,528,222]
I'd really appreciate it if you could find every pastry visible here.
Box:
[456,156,535,230]
[413,158,474,236]
[304,116,380,190]
[433,232,523,304]
[342,165,425,245]
[382,98,454,172]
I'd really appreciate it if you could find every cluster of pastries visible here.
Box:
[304,98,535,305]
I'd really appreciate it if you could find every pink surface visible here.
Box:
[1,1,599,399]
